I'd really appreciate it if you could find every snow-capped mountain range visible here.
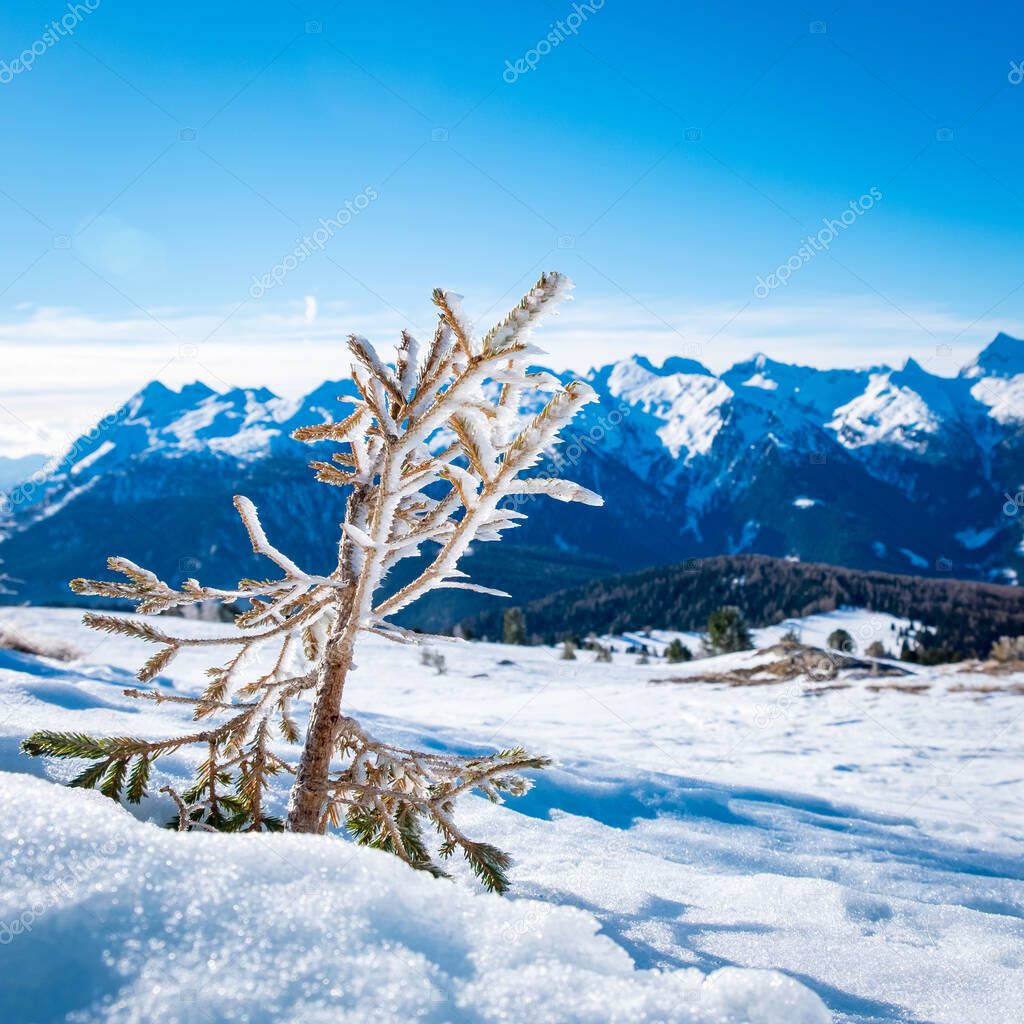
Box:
[2,333,1024,627]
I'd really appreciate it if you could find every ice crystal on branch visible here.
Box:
[23,272,603,892]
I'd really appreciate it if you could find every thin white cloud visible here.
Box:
[537,297,1023,377]
[0,296,1017,458]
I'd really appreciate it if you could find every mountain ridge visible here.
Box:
[2,333,1023,629]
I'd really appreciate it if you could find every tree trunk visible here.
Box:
[286,622,354,833]
[287,485,381,833]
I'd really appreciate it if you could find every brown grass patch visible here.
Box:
[865,682,931,695]
[0,626,79,662]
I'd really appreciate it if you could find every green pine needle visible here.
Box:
[126,756,151,804]
[462,841,512,894]
[68,759,110,790]
[21,730,111,760]
[99,758,129,801]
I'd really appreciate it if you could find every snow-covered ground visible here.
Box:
[1,607,1022,1024]
[601,608,912,658]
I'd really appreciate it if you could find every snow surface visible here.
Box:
[69,440,114,476]
[720,356,872,422]
[1,607,1023,1024]
[955,526,999,550]
[605,358,733,461]
[827,373,940,453]
[898,547,929,569]
[738,373,778,391]
[603,610,911,659]
[969,374,1024,425]
[1,775,827,1024]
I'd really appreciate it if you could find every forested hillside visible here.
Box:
[461,554,1024,659]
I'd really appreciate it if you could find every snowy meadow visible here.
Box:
[2,606,1021,1024]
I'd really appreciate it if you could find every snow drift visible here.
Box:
[0,773,830,1024]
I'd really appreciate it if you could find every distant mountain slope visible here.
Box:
[0,454,47,492]
[2,333,1024,629]
[460,554,1024,659]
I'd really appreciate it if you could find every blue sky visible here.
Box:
[1,0,1023,453]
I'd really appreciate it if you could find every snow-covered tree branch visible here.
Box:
[22,272,603,891]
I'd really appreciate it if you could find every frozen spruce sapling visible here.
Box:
[22,273,603,892]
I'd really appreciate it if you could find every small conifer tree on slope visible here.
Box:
[503,606,527,645]
[22,273,603,892]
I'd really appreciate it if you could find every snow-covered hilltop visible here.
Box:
[2,334,1024,623]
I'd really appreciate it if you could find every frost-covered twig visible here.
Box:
[23,272,602,891]
[161,785,219,833]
